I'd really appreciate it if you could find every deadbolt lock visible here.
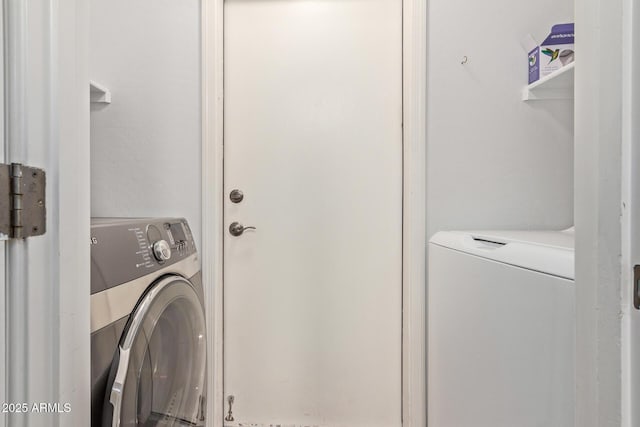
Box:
[229,189,244,203]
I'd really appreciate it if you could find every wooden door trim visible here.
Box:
[202,1,426,425]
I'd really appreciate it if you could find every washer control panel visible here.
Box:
[91,217,197,295]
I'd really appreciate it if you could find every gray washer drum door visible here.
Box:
[103,275,207,427]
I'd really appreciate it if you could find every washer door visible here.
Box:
[103,275,206,427]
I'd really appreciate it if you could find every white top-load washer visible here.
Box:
[428,228,574,427]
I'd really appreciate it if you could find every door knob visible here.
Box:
[229,222,256,237]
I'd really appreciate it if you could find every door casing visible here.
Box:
[622,0,640,423]
[1,0,91,426]
[201,1,427,425]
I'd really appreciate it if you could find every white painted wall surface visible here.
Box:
[426,2,574,238]
[90,0,202,248]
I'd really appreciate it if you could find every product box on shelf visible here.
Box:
[527,23,575,84]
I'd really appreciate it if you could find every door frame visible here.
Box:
[1,0,91,425]
[575,0,637,425]
[622,0,639,423]
[201,0,427,425]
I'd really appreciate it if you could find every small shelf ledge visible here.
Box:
[90,80,111,104]
[522,62,574,101]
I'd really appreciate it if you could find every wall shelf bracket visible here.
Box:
[90,80,112,104]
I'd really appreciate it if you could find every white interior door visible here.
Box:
[223,1,403,426]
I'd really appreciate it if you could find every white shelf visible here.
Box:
[90,80,111,104]
[522,62,574,101]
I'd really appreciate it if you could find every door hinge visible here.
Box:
[0,163,46,240]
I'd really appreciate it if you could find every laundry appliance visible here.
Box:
[428,229,574,427]
[91,218,206,426]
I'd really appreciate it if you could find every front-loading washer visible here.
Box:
[91,218,206,426]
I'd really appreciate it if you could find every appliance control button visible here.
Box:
[152,240,172,262]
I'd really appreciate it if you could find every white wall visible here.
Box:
[90,0,202,248]
[426,1,574,238]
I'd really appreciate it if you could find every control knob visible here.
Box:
[152,240,172,262]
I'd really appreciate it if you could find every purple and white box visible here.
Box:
[528,23,575,84]
[528,45,541,84]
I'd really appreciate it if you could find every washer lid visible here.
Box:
[429,228,575,280]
